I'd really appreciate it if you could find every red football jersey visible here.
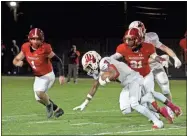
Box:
[116,42,155,77]
[21,42,53,76]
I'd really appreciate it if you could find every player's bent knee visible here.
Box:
[130,97,139,108]
[162,87,171,95]
[121,108,132,115]
[131,102,140,109]
[35,91,45,99]
[156,72,168,85]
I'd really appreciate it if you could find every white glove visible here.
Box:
[99,76,110,86]
[161,61,169,68]
[160,55,169,68]
[160,55,169,61]
[73,99,89,111]
[173,56,182,69]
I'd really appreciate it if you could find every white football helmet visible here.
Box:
[82,51,101,75]
[129,21,146,38]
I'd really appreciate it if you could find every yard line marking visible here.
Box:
[29,120,60,124]
[2,110,119,119]
[70,122,102,126]
[93,126,186,135]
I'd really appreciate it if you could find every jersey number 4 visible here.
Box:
[31,61,36,69]
[130,60,142,68]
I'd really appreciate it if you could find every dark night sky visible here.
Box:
[1,1,187,43]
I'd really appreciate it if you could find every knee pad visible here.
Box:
[140,93,155,104]
[121,107,132,115]
[155,72,170,94]
[160,83,170,95]
[155,72,169,85]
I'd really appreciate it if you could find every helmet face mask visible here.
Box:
[28,28,44,49]
[84,64,99,75]
[29,38,42,49]
[82,51,101,75]
[124,28,142,49]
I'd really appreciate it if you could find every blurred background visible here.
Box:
[1,1,187,78]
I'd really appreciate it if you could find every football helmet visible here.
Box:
[28,28,44,42]
[82,51,101,75]
[124,28,142,48]
[129,21,146,38]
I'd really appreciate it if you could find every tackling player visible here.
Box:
[128,21,182,116]
[74,51,165,128]
[13,28,65,118]
[110,28,182,121]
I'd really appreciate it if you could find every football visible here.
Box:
[101,72,111,81]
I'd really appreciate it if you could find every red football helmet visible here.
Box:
[28,28,44,42]
[123,28,142,49]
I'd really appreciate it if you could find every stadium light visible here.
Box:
[9,1,18,8]
[9,2,17,7]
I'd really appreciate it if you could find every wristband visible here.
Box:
[87,94,93,99]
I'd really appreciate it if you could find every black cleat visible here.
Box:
[46,103,53,118]
[54,108,64,118]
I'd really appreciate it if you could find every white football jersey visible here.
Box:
[99,57,141,86]
[145,32,163,70]
[145,32,163,48]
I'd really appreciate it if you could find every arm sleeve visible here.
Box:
[110,52,123,60]
[51,54,64,76]
[145,32,163,48]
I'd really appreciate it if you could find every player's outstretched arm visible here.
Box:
[110,52,123,60]
[150,53,170,68]
[73,80,100,111]
[13,51,25,67]
[48,51,65,85]
[159,44,181,68]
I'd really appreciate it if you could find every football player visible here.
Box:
[74,51,166,128]
[128,21,182,117]
[110,28,182,121]
[13,28,65,118]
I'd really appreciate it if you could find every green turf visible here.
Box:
[2,76,186,135]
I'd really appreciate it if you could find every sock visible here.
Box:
[164,100,176,110]
[151,101,160,112]
[152,91,167,103]
[49,99,58,111]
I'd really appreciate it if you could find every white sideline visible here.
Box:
[93,126,186,135]
[29,120,61,124]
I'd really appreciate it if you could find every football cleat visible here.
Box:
[152,120,164,129]
[160,107,173,124]
[54,108,64,118]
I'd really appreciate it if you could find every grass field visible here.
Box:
[2,76,186,135]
